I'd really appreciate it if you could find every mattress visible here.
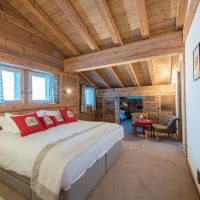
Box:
[0,120,124,191]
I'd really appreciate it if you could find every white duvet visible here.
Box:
[0,120,124,191]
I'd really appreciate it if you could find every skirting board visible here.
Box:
[186,159,200,200]
[0,140,123,200]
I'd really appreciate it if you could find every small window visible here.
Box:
[30,73,50,102]
[85,87,94,106]
[0,68,22,102]
[29,72,60,104]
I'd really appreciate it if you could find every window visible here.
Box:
[85,87,94,106]
[30,73,50,102]
[29,72,60,104]
[0,68,21,102]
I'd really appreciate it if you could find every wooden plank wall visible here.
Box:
[0,16,64,70]
[96,84,176,123]
[0,72,79,117]
[79,75,95,121]
[0,14,79,116]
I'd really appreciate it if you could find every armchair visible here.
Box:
[152,116,177,140]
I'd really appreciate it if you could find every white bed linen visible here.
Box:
[0,120,124,191]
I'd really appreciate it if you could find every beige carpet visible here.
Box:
[87,134,199,200]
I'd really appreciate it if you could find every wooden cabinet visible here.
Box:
[95,97,117,123]
[95,97,105,121]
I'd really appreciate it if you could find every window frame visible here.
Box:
[28,71,50,104]
[0,66,23,105]
[85,86,94,107]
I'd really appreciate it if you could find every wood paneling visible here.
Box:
[143,96,159,123]
[153,56,172,85]
[97,84,176,97]
[95,97,105,121]
[183,0,199,41]
[20,0,80,56]
[79,75,96,121]
[64,31,184,72]
[134,0,150,39]
[176,0,188,31]
[146,0,178,36]
[97,84,176,124]
[0,72,79,116]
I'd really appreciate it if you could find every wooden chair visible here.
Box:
[151,116,178,140]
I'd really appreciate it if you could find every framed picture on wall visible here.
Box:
[193,43,200,80]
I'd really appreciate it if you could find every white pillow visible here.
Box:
[44,110,60,116]
[36,110,46,117]
[4,113,20,134]
[0,116,13,132]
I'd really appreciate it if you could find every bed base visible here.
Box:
[0,140,123,200]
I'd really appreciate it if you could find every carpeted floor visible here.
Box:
[87,120,199,200]
[0,120,199,200]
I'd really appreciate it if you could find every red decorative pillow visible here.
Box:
[49,115,66,126]
[11,113,45,137]
[59,108,77,123]
[39,116,55,129]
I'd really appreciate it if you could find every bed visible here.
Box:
[119,110,127,121]
[0,120,124,200]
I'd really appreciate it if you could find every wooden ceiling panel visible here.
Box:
[130,62,151,86]
[9,0,71,56]
[107,0,142,44]
[84,71,108,88]
[69,0,114,50]
[6,0,180,89]
[98,68,121,88]
[153,56,172,85]
[147,0,178,36]
[114,65,135,87]
[34,0,92,55]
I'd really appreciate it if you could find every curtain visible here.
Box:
[91,86,96,111]
[49,74,60,104]
[0,71,4,103]
[80,85,86,112]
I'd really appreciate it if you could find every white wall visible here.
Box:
[185,3,200,193]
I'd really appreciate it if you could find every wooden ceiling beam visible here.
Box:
[134,0,150,39]
[183,0,199,41]
[64,31,184,72]
[176,0,188,31]
[79,73,99,88]
[108,67,125,87]
[147,60,156,85]
[95,0,139,87]
[126,64,140,86]
[56,0,125,88]
[56,0,100,51]
[94,70,111,88]
[20,0,80,56]
[95,0,123,45]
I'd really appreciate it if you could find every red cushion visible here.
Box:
[59,108,77,123]
[11,113,45,137]
[39,116,55,129]
[49,115,66,126]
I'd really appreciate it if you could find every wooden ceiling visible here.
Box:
[6,0,186,88]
